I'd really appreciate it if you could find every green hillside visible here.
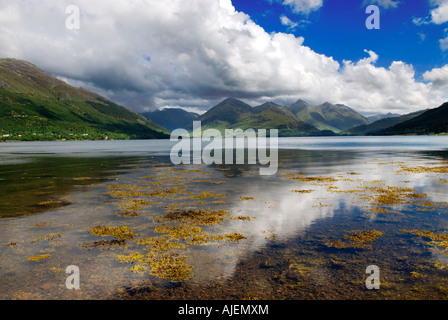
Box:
[343,110,427,136]
[285,100,369,133]
[0,58,169,141]
[197,98,253,126]
[192,98,322,137]
[374,102,448,136]
[142,108,199,131]
[236,103,321,136]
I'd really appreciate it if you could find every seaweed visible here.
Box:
[326,230,384,249]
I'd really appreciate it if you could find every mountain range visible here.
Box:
[286,99,369,133]
[1,58,447,140]
[190,98,324,137]
[342,110,428,136]
[372,102,448,136]
[143,98,388,137]
[143,98,374,137]
[141,108,199,132]
[143,98,448,137]
[0,58,168,141]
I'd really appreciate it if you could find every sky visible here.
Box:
[1,0,448,116]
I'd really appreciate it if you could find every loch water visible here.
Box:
[1,136,448,300]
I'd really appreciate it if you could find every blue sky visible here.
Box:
[233,0,446,80]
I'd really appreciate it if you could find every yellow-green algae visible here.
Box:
[89,166,252,282]
[75,160,448,296]
[27,254,51,261]
[279,166,448,217]
[30,232,63,243]
[89,225,136,240]
[402,229,448,254]
[326,230,384,249]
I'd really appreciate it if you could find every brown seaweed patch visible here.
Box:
[30,232,63,243]
[402,229,448,253]
[194,179,225,184]
[119,198,154,211]
[27,254,51,261]
[115,211,140,218]
[182,192,227,200]
[280,171,338,184]
[399,165,448,174]
[36,200,72,208]
[410,271,427,279]
[312,202,333,208]
[326,230,384,249]
[89,225,136,240]
[229,215,254,221]
[94,168,252,283]
[117,235,192,281]
[291,189,314,194]
[158,209,230,226]
[82,239,126,250]
[262,230,277,240]
[364,186,416,207]
[33,222,53,228]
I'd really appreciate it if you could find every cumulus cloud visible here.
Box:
[413,0,448,25]
[440,34,448,51]
[280,15,299,30]
[340,52,438,114]
[0,0,445,115]
[423,65,448,86]
[280,0,323,15]
[430,0,448,24]
[363,0,400,9]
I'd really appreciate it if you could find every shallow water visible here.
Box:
[1,137,448,300]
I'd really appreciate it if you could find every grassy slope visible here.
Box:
[141,108,199,131]
[342,110,428,136]
[374,103,448,135]
[285,100,369,133]
[0,58,169,141]
[193,98,322,137]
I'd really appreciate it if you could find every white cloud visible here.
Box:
[363,0,400,9]
[340,53,438,114]
[413,0,448,25]
[280,15,298,30]
[281,0,323,15]
[412,16,431,26]
[0,0,445,115]
[440,35,448,50]
[414,1,448,54]
[430,0,448,24]
[423,65,448,86]
[219,0,236,14]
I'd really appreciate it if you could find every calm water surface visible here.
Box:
[1,136,448,300]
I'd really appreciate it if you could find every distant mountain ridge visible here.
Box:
[142,108,199,131]
[343,110,428,136]
[147,97,444,137]
[192,98,323,137]
[176,98,370,136]
[0,58,169,141]
[284,99,369,133]
[373,102,448,136]
[366,113,400,124]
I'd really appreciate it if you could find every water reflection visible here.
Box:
[1,138,448,299]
